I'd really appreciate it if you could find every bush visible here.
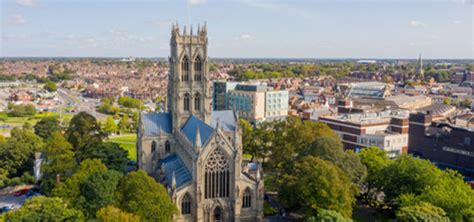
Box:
[8,103,36,117]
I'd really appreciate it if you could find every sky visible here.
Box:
[0,0,473,59]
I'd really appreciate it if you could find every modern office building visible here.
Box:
[227,84,288,124]
[212,81,238,111]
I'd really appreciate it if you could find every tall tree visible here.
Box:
[3,196,83,221]
[0,127,43,177]
[116,170,177,221]
[65,112,104,162]
[40,132,76,194]
[103,116,118,136]
[378,155,444,203]
[358,147,390,206]
[52,159,108,207]
[80,170,123,217]
[82,142,129,172]
[280,156,357,218]
[34,116,61,139]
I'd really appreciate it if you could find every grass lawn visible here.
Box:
[0,112,74,135]
[107,133,137,161]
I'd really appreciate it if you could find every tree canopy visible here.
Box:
[116,170,177,221]
[3,196,84,221]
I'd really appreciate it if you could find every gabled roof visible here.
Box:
[211,110,237,132]
[160,154,192,188]
[142,112,172,136]
[181,115,214,146]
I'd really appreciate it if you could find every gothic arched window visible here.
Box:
[182,56,189,81]
[194,93,201,111]
[151,141,157,152]
[194,56,202,81]
[181,193,191,215]
[183,93,190,111]
[242,188,251,208]
[204,148,230,199]
[165,141,170,153]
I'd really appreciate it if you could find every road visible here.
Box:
[57,88,106,121]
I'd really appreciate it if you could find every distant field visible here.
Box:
[107,133,137,161]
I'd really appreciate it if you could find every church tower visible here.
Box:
[168,23,212,133]
[416,53,424,79]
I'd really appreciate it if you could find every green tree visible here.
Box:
[0,127,43,177]
[119,115,130,133]
[280,156,357,218]
[96,206,140,222]
[307,209,353,222]
[8,103,36,117]
[34,116,61,139]
[116,170,177,221]
[443,98,451,105]
[378,155,444,203]
[82,142,129,172]
[40,132,76,194]
[358,147,390,206]
[118,96,143,109]
[80,170,123,217]
[52,159,108,207]
[415,170,474,221]
[4,196,83,221]
[396,202,450,222]
[103,116,118,136]
[43,80,57,92]
[300,136,366,185]
[65,111,104,162]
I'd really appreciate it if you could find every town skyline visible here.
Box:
[1,0,473,59]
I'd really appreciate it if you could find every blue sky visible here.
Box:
[1,0,473,58]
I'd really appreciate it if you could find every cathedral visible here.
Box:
[137,23,264,222]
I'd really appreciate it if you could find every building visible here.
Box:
[212,81,237,111]
[346,81,392,98]
[318,110,409,158]
[137,24,264,222]
[227,84,288,124]
[408,112,474,176]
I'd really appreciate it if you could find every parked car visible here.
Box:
[0,206,11,214]
[14,188,29,196]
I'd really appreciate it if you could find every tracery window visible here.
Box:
[204,148,230,199]
[182,56,189,81]
[242,188,251,208]
[194,56,202,81]
[194,93,201,111]
[151,141,157,152]
[184,93,190,111]
[165,141,170,153]
[181,193,191,215]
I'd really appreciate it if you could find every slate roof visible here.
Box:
[211,110,237,132]
[160,154,192,188]
[181,115,214,146]
[142,112,172,136]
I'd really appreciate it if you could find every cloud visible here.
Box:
[16,0,35,7]
[188,0,207,5]
[240,34,252,40]
[409,20,426,28]
[11,14,27,25]
[234,34,253,41]
[450,0,472,5]
[241,0,314,21]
